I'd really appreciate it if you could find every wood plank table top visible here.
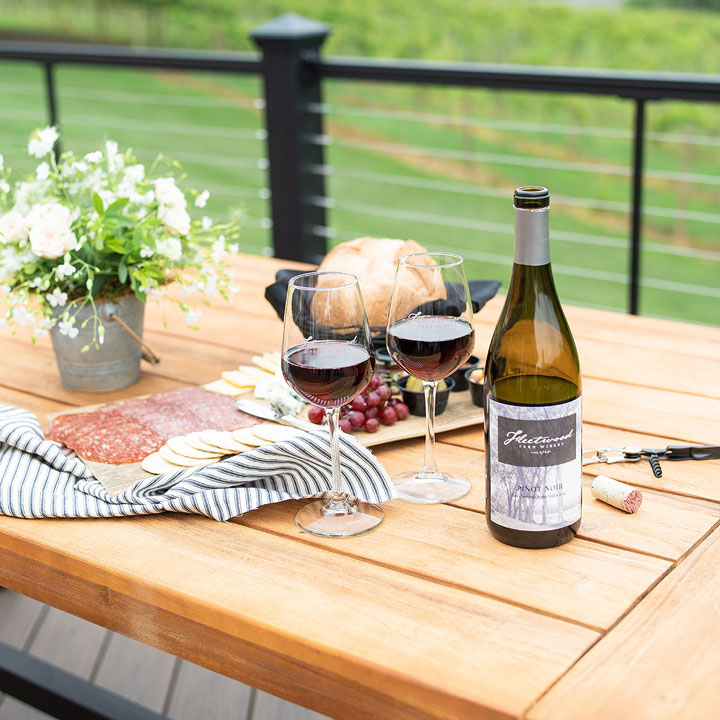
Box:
[1,253,719,719]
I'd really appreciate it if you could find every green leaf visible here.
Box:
[92,192,104,215]
[106,197,129,213]
[118,262,128,284]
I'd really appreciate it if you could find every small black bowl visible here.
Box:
[397,375,456,417]
[449,355,481,392]
[465,366,485,408]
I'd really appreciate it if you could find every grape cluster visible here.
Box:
[307,374,410,433]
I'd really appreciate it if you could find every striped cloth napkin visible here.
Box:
[0,405,396,521]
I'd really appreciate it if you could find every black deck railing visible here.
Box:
[1,13,719,315]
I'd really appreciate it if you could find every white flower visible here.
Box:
[154,177,186,209]
[0,181,9,194]
[71,160,88,173]
[156,236,183,262]
[201,216,212,230]
[124,164,145,184]
[211,236,225,263]
[96,189,116,209]
[57,319,78,338]
[229,243,239,254]
[0,154,4,170]
[45,288,68,308]
[35,162,50,181]
[55,262,75,280]
[29,276,43,288]
[26,202,72,229]
[28,127,59,158]
[11,306,34,326]
[184,310,201,325]
[84,151,102,163]
[195,190,210,208]
[27,203,77,258]
[139,246,154,258]
[158,204,191,236]
[0,210,28,244]
[106,140,118,160]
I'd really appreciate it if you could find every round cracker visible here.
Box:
[231,428,272,447]
[159,445,214,467]
[251,424,307,443]
[185,431,230,454]
[200,430,253,453]
[141,451,183,475]
[167,435,223,459]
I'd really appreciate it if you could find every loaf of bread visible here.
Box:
[312,237,446,328]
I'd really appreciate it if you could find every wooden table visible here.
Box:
[1,253,719,720]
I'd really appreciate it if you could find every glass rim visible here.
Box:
[288,270,359,292]
[398,251,464,269]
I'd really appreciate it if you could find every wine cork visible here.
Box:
[591,475,643,513]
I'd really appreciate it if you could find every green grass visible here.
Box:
[0,56,717,326]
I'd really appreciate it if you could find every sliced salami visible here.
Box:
[46,386,259,465]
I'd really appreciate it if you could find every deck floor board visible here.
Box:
[0,590,329,720]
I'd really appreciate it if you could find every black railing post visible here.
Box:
[629,98,646,315]
[43,62,61,160]
[251,14,330,263]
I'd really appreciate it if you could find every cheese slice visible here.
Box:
[166,436,224,460]
[231,428,272,447]
[221,371,257,389]
[204,379,252,396]
[159,446,213,468]
[141,451,184,475]
[185,431,230,454]
[200,430,253,454]
[251,355,280,374]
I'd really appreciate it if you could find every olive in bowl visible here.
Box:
[465,366,485,408]
[397,375,456,416]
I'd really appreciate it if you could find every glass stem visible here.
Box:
[419,380,442,479]
[325,407,346,502]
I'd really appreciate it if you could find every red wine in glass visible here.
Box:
[283,341,375,408]
[387,316,474,382]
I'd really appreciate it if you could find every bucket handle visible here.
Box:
[109,313,161,365]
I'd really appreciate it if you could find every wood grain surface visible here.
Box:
[1,252,719,720]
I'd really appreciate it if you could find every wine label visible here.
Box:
[488,396,582,532]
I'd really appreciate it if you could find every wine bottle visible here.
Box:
[484,187,582,549]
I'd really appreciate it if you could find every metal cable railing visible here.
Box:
[0,17,717,321]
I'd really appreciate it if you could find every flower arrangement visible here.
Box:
[0,127,241,349]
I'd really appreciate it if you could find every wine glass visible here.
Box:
[281,271,384,537]
[386,252,475,503]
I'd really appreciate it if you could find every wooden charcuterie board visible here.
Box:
[47,387,483,496]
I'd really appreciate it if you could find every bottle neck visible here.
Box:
[514,206,550,266]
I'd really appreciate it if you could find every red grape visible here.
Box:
[365,406,379,420]
[364,417,380,433]
[348,411,365,428]
[339,418,352,433]
[307,407,325,424]
[365,391,381,408]
[369,374,382,390]
[379,406,397,425]
[351,395,367,412]
[395,402,410,420]
[377,384,392,401]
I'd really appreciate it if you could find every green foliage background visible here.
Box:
[0,0,717,325]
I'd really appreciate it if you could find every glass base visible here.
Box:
[393,470,471,504]
[295,496,384,538]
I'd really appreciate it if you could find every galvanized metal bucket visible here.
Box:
[50,295,146,392]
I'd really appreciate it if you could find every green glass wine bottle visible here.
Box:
[484,187,582,548]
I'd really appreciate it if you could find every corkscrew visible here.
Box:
[582,445,720,478]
